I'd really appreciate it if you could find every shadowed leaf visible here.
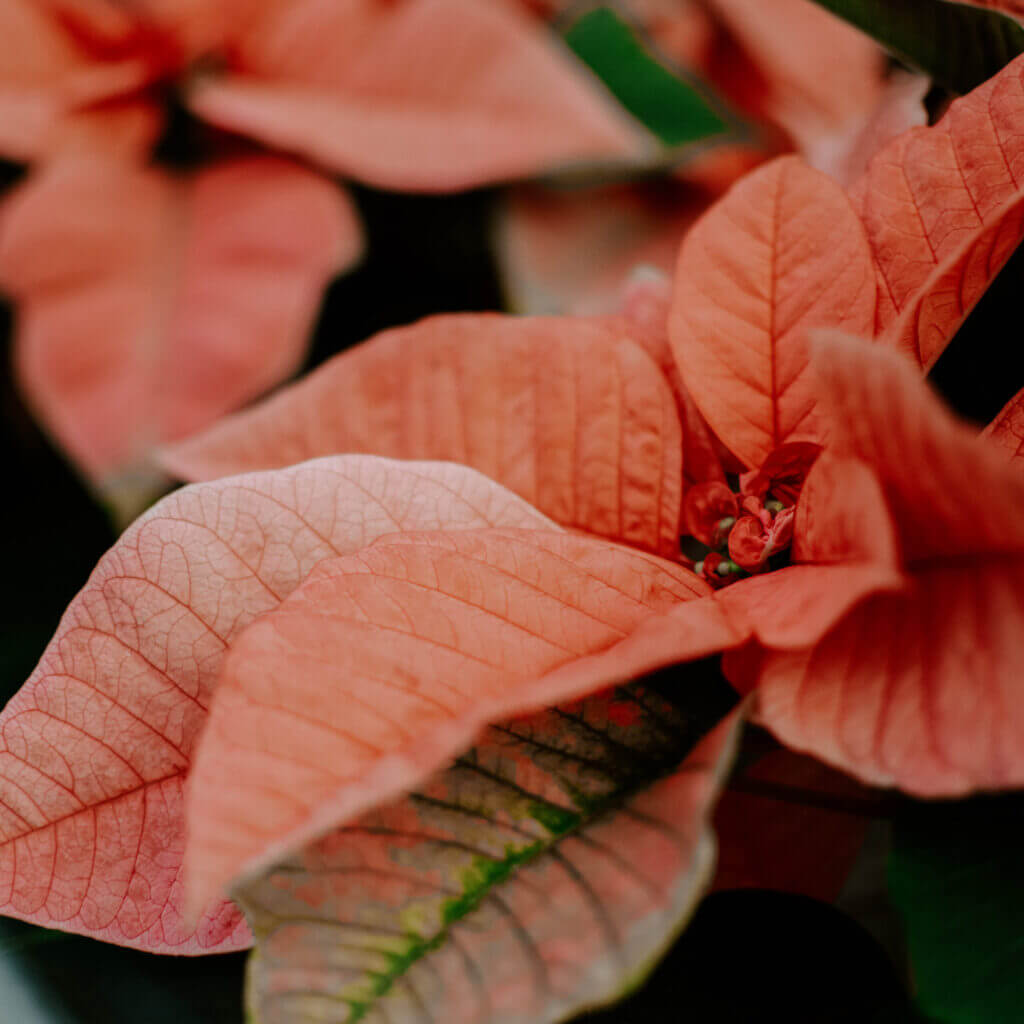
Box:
[235,689,743,1024]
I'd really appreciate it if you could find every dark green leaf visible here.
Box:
[809,0,1024,94]
[889,793,1024,1023]
[564,6,730,146]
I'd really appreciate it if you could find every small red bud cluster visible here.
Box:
[683,442,820,588]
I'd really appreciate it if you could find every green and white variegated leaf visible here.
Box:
[235,677,744,1024]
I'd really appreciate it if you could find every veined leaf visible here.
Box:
[669,156,877,469]
[849,55,1024,370]
[0,457,551,952]
[808,0,1024,94]
[889,794,1024,1023]
[235,679,743,1024]
[160,314,686,559]
[563,6,731,148]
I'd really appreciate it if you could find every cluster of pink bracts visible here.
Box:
[1,3,1023,1023]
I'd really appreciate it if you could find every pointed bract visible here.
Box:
[670,156,876,468]
[0,457,550,950]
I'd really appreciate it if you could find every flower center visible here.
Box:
[681,442,821,588]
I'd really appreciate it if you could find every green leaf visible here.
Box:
[564,6,730,146]
[236,672,742,1024]
[889,793,1024,1023]
[808,0,1024,94]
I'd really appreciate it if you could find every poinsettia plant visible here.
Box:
[3,2,1024,1023]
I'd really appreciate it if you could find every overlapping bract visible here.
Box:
[0,457,562,951]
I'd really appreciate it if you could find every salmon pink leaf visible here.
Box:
[0,0,145,161]
[184,529,741,913]
[160,314,685,558]
[807,0,1024,93]
[232,691,744,1024]
[669,155,876,469]
[850,54,1024,369]
[0,154,361,485]
[0,457,551,952]
[188,0,652,192]
[753,558,1024,794]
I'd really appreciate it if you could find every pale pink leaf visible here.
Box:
[0,154,361,483]
[160,314,685,558]
[0,456,551,951]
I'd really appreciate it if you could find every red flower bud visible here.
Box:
[683,481,739,546]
